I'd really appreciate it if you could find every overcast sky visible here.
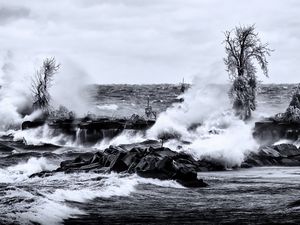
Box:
[0,0,299,84]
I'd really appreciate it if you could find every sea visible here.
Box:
[0,83,300,225]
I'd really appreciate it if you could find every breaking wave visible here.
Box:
[97,104,119,111]
[0,158,183,225]
[146,79,258,167]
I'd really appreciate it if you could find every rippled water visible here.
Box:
[63,167,300,225]
[89,83,297,118]
[1,84,300,225]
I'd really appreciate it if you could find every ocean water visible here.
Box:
[1,84,300,225]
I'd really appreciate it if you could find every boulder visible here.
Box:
[109,152,128,172]
[30,145,211,188]
[273,144,300,157]
[245,144,300,166]
[29,171,54,178]
[253,120,300,145]
[0,142,14,152]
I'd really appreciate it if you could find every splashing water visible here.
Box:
[147,80,258,167]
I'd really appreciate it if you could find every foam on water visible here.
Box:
[12,125,76,147]
[0,157,58,183]
[147,80,259,167]
[95,130,146,150]
[97,104,119,111]
[0,157,184,225]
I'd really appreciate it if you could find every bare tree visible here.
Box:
[224,25,272,120]
[31,57,60,112]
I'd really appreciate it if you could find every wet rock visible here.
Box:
[245,143,300,166]
[58,156,89,172]
[21,120,45,130]
[109,152,128,172]
[273,144,299,157]
[29,171,54,178]
[118,139,161,151]
[21,117,156,146]
[31,146,213,188]
[176,178,208,188]
[0,142,14,152]
[253,120,300,145]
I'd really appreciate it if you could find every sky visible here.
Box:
[0,0,299,84]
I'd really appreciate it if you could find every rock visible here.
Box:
[29,145,211,188]
[0,142,14,152]
[253,120,300,145]
[21,117,156,146]
[273,144,300,157]
[245,144,300,166]
[58,156,89,171]
[21,120,45,130]
[109,152,128,172]
[105,146,124,155]
[172,160,199,184]
[78,163,102,171]
[119,139,161,151]
[29,171,54,178]
[176,178,208,188]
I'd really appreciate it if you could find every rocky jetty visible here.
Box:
[253,119,300,145]
[243,143,300,167]
[22,116,155,145]
[254,86,300,145]
[30,145,227,188]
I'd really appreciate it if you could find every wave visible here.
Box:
[0,158,184,225]
[11,125,76,147]
[0,157,58,183]
[94,130,146,150]
[97,104,119,111]
[146,80,258,167]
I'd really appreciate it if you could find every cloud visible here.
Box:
[0,6,30,24]
[0,0,299,83]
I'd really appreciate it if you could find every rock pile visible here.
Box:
[30,145,226,188]
[243,143,300,167]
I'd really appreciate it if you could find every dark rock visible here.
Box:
[149,147,178,158]
[89,153,102,164]
[119,139,161,151]
[245,144,300,167]
[21,117,156,146]
[172,161,197,181]
[0,142,14,152]
[253,120,300,145]
[74,156,84,163]
[58,156,89,171]
[109,152,128,172]
[78,163,102,171]
[273,144,300,157]
[240,162,253,168]
[29,145,211,188]
[176,178,208,188]
[21,120,45,130]
[29,171,54,178]
[105,146,124,155]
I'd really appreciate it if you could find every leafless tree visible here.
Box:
[31,57,60,112]
[224,25,272,120]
